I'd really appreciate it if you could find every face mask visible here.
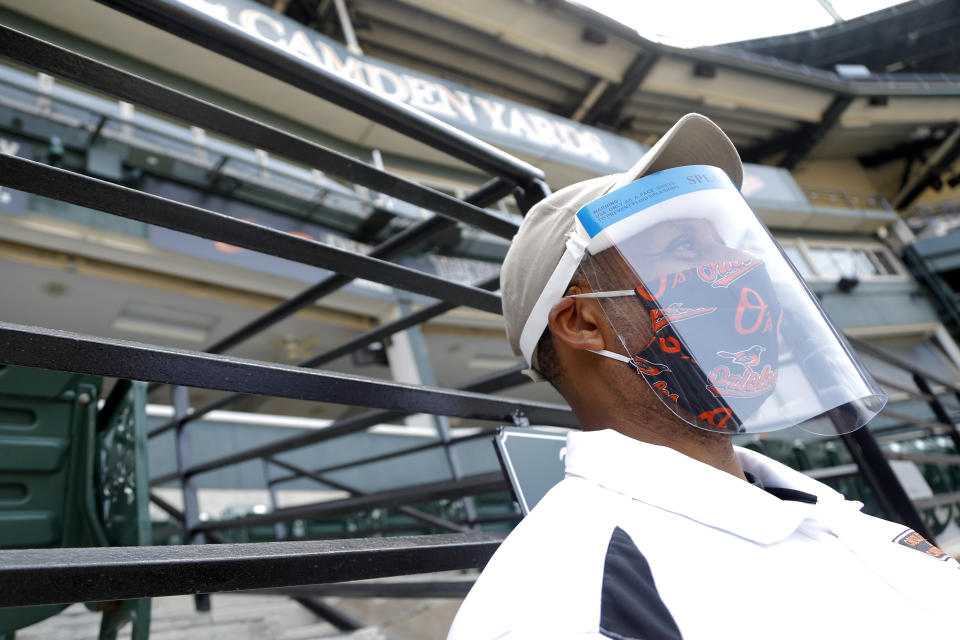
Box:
[627,257,781,433]
[574,255,782,434]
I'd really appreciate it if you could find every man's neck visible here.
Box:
[577,412,747,481]
[637,425,747,481]
[560,358,748,481]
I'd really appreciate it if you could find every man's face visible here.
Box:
[617,217,753,282]
[578,214,782,433]
[582,217,755,319]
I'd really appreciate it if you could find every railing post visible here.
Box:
[332,0,363,56]
[263,458,288,540]
[172,384,211,612]
[388,291,477,525]
[513,178,551,214]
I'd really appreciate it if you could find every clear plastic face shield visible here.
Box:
[568,165,886,436]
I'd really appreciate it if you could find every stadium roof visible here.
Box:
[569,0,910,49]
[4,0,958,208]
[262,0,960,208]
[728,0,960,74]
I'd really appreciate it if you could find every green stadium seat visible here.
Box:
[804,440,852,469]
[749,437,808,471]
[0,367,151,640]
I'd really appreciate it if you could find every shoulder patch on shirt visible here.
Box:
[893,528,956,564]
[599,526,683,640]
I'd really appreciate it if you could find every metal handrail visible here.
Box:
[913,491,960,510]
[887,452,960,466]
[262,456,470,534]
[200,179,513,356]
[0,533,505,608]
[252,581,477,599]
[0,321,577,427]
[1,156,505,312]
[872,374,960,411]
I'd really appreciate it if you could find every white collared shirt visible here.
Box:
[448,429,960,639]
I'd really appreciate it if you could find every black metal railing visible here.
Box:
[0,534,505,608]
[0,9,558,617]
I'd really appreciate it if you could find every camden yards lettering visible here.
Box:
[174,0,613,164]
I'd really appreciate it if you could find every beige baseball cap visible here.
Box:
[501,113,743,379]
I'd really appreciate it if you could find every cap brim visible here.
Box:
[612,113,743,192]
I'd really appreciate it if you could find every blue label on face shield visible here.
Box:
[576,164,734,238]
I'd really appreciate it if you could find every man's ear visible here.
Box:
[547,289,607,352]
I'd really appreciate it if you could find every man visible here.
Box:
[447,114,958,639]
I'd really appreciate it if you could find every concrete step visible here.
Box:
[278,622,353,640]
[13,605,121,640]
[12,590,461,639]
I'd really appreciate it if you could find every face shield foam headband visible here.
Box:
[519,165,886,436]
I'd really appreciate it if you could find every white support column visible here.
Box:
[118,100,135,139]
[36,72,53,114]
[384,292,478,524]
[384,302,437,431]
[190,126,206,162]
[332,0,363,56]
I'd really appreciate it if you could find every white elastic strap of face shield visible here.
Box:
[587,348,633,363]
[518,230,589,367]
[567,290,634,298]
[519,232,638,368]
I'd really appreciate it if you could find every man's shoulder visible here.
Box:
[447,477,627,639]
[486,475,623,566]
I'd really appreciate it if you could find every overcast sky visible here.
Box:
[570,0,912,48]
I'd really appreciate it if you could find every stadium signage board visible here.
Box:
[171,0,649,174]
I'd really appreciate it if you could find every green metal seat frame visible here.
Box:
[0,366,151,640]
